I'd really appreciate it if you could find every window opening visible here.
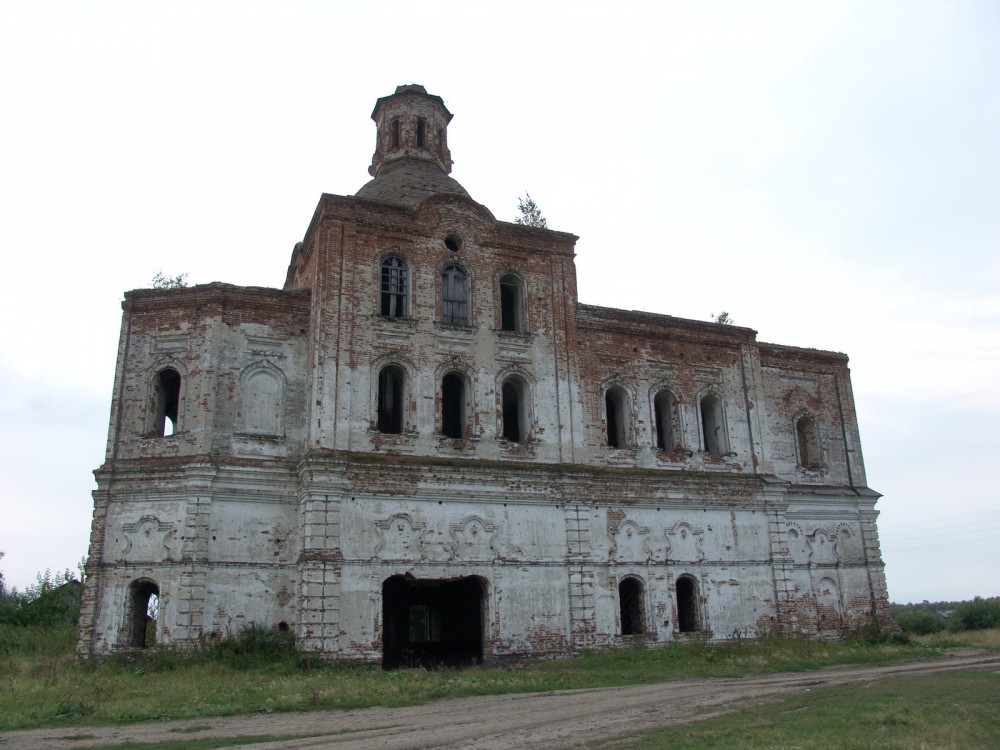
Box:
[619,577,645,635]
[416,117,426,147]
[499,274,523,332]
[796,416,821,468]
[437,127,445,157]
[441,372,465,438]
[605,387,627,448]
[700,394,726,454]
[444,233,462,253]
[654,390,676,451]
[382,575,485,669]
[676,576,699,633]
[377,365,405,434]
[125,579,160,648]
[501,379,523,443]
[391,119,401,148]
[380,257,409,318]
[441,264,469,325]
[154,368,181,436]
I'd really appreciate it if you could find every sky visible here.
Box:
[1,1,997,605]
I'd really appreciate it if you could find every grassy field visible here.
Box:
[592,669,1000,749]
[1,625,997,735]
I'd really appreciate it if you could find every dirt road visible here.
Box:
[4,653,998,750]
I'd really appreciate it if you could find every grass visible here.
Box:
[589,669,1000,749]
[1,625,997,733]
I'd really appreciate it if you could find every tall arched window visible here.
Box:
[391,119,401,148]
[654,389,678,451]
[499,273,525,332]
[619,577,646,635]
[796,415,821,468]
[441,371,466,438]
[377,365,405,434]
[676,575,699,633]
[441,265,470,326]
[700,393,727,455]
[153,368,181,436]
[501,377,527,443]
[380,257,409,318]
[605,386,629,448]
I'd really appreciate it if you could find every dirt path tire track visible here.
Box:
[4,654,999,750]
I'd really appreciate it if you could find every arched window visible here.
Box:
[700,393,727,455]
[125,579,160,648]
[441,371,466,438]
[377,365,405,434]
[499,273,525,332]
[654,389,678,451]
[796,415,821,468]
[676,575,699,633]
[380,257,409,318]
[153,368,181,436]
[619,577,645,635]
[441,265,470,326]
[501,377,527,443]
[391,118,401,148]
[416,117,426,147]
[605,386,629,448]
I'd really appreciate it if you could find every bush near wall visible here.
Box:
[891,597,1000,635]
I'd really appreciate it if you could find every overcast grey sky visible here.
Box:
[1,1,997,603]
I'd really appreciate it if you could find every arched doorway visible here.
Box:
[619,577,646,635]
[676,575,699,633]
[382,575,485,669]
[125,579,160,648]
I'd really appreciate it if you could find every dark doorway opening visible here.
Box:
[382,575,484,669]
[619,577,645,635]
[126,579,160,648]
[676,575,699,633]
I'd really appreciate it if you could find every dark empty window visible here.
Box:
[380,257,408,318]
[605,387,628,448]
[377,365,405,434]
[441,265,469,326]
[441,372,465,438]
[700,394,726,455]
[153,368,181,436]
[676,576,699,633]
[654,390,677,451]
[499,273,524,332]
[619,577,645,635]
[416,117,426,147]
[797,416,821,468]
[501,379,524,443]
[391,119,401,148]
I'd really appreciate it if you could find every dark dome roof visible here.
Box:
[354,157,472,208]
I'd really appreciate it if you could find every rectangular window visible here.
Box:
[441,265,469,325]
[380,258,408,318]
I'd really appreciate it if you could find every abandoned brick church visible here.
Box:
[78,85,892,664]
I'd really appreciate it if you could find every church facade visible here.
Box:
[78,85,892,665]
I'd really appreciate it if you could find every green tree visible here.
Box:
[515,193,548,229]
[0,554,81,626]
[712,311,735,325]
[953,597,1000,631]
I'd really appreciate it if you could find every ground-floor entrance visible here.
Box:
[381,575,485,669]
